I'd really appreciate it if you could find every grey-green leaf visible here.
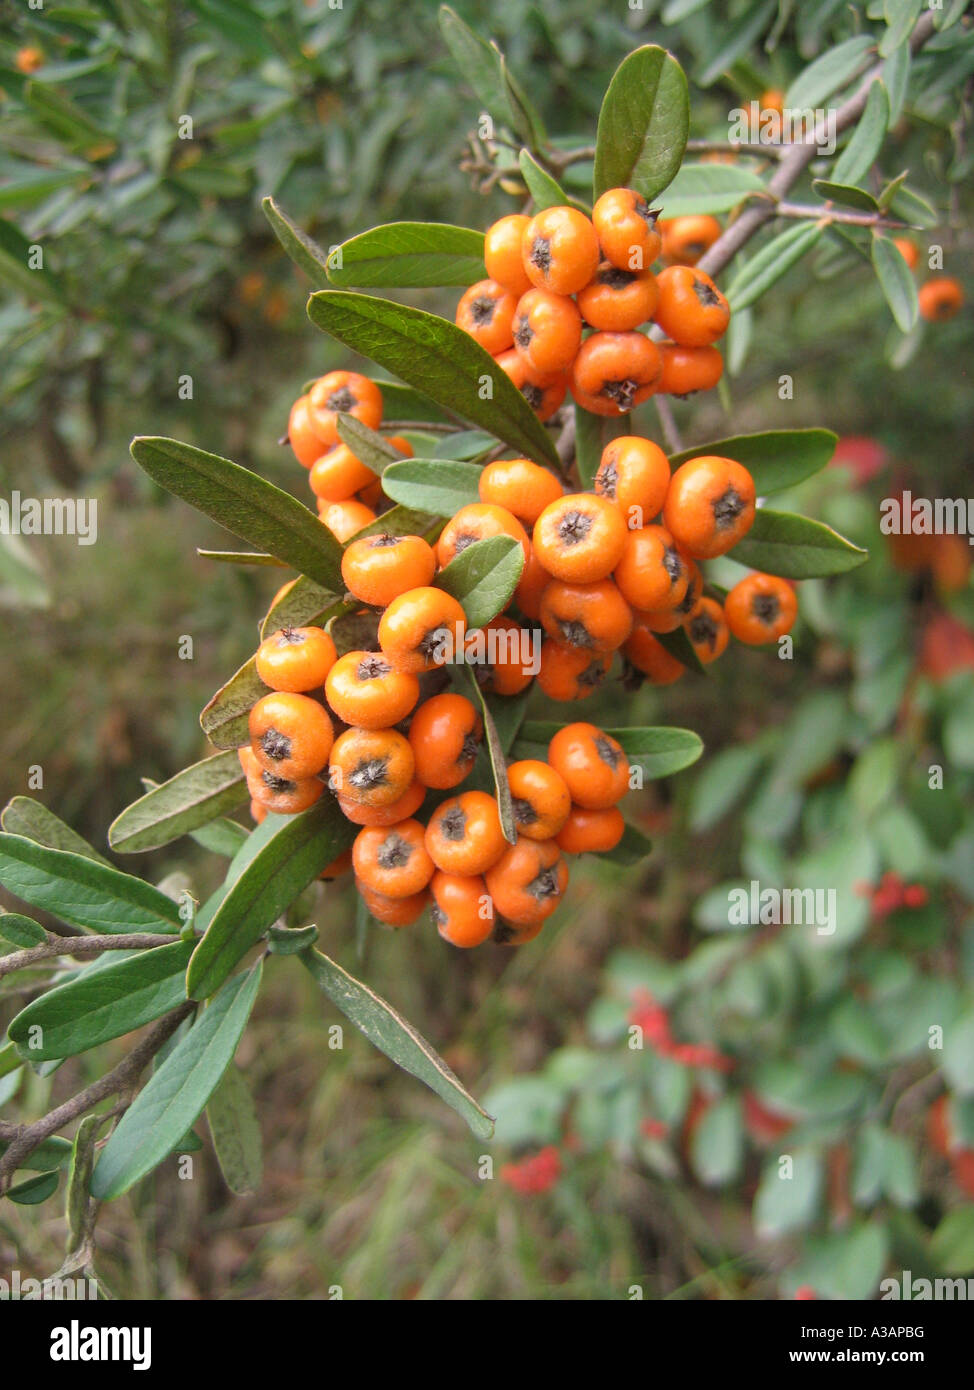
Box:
[261,195,332,288]
[872,234,919,332]
[326,221,485,289]
[109,752,248,854]
[91,964,262,1200]
[833,80,890,185]
[206,1063,263,1195]
[593,45,689,201]
[730,509,868,578]
[186,797,356,1000]
[436,535,524,629]
[7,940,193,1061]
[299,945,493,1139]
[0,835,181,935]
[130,436,343,593]
[1,797,112,867]
[726,222,824,312]
[307,290,560,469]
[380,459,482,516]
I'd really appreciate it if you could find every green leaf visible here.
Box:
[833,80,890,184]
[433,429,496,461]
[65,1114,101,1251]
[261,195,332,288]
[753,1150,824,1236]
[199,655,268,751]
[326,221,485,289]
[335,414,407,474]
[880,0,923,57]
[518,150,569,210]
[930,1206,974,1274]
[514,724,702,778]
[652,622,706,675]
[436,535,524,629]
[657,162,767,218]
[7,941,193,1061]
[189,818,249,859]
[730,509,868,578]
[726,222,824,312]
[696,0,778,86]
[91,964,262,1200]
[785,36,875,111]
[811,180,880,211]
[260,582,348,644]
[370,380,453,426]
[458,667,517,844]
[883,43,911,124]
[0,1134,72,1173]
[267,922,319,955]
[889,184,938,228]
[601,823,654,866]
[186,797,355,1001]
[6,1171,60,1205]
[691,1096,744,1187]
[25,80,109,147]
[307,291,560,470]
[0,215,65,305]
[786,1223,889,1300]
[438,6,517,134]
[943,1013,974,1096]
[206,1063,263,1195]
[872,235,919,332]
[131,437,343,593]
[380,459,482,516]
[196,550,287,567]
[0,912,46,948]
[690,742,768,832]
[593,45,689,201]
[0,835,181,935]
[1,797,110,867]
[0,167,84,211]
[299,944,493,1139]
[500,52,546,151]
[109,752,247,854]
[670,429,838,495]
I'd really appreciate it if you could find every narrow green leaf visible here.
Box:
[91,964,262,1200]
[518,150,568,209]
[726,222,824,312]
[872,234,919,332]
[261,195,332,288]
[65,1114,101,1251]
[811,180,880,211]
[131,437,343,593]
[261,585,349,643]
[307,291,560,470]
[326,221,485,288]
[206,1063,263,1195]
[200,655,268,751]
[189,818,249,858]
[880,0,923,57]
[186,797,355,1001]
[335,413,407,474]
[0,214,65,306]
[436,535,524,629]
[500,51,546,151]
[0,1134,72,1172]
[8,941,193,1060]
[371,379,453,426]
[658,162,767,218]
[883,43,911,123]
[833,80,890,184]
[785,36,875,111]
[0,912,46,947]
[432,429,496,461]
[1,797,111,867]
[26,80,109,146]
[0,835,181,935]
[696,0,778,87]
[889,184,938,228]
[196,550,286,567]
[299,944,494,1139]
[380,459,482,516]
[669,429,838,495]
[6,1171,60,1205]
[109,752,247,854]
[593,45,689,201]
[459,668,517,843]
[730,509,868,578]
[438,6,513,129]
[267,922,319,955]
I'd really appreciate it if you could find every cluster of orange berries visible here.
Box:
[267,320,798,941]
[453,189,730,418]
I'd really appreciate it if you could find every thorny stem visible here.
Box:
[0,932,179,981]
[0,1005,194,1191]
[697,10,939,282]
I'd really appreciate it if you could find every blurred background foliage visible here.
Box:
[1,0,973,1299]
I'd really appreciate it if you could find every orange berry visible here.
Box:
[533,492,628,583]
[594,435,670,526]
[256,626,337,692]
[478,458,563,526]
[377,586,467,674]
[570,330,662,415]
[455,278,518,354]
[592,188,662,273]
[352,818,434,898]
[547,722,629,809]
[307,371,382,446]
[577,261,659,332]
[522,206,600,296]
[425,790,507,875]
[408,692,482,790]
[324,651,420,729]
[328,727,414,807]
[485,836,568,927]
[288,395,327,469]
[539,578,633,654]
[430,872,495,947]
[663,455,756,559]
[536,641,611,701]
[507,760,571,841]
[341,533,436,606]
[683,595,729,664]
[484,214,533,296]
[624,622,685,684]
[653,266,730,347]
[658,342,724,396]
[512,288,582,374]
[556,805,625,854]
[249,692,334,780]
[613,524,689,611]
[724,572,798,644]
[319,498,377,541]
[436,502,530,570]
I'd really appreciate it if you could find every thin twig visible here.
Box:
[685,138,784,160]
[697,11,939,282]
[0,932,177,982]
[0,1005,194,1190]
[776,201,912,229]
